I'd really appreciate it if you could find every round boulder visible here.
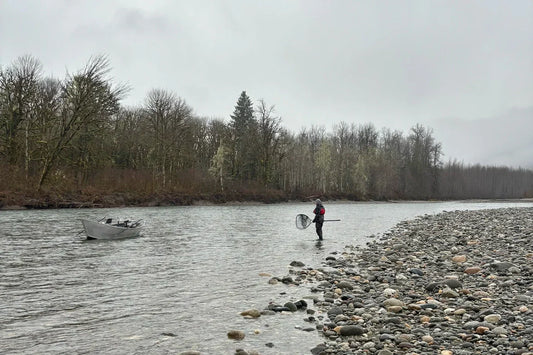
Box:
[227,330,245,340]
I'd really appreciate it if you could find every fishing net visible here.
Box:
[295,214,312,229]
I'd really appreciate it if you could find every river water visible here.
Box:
[2,200,533,354]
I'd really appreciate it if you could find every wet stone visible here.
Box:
[268,207,533,355]
[339,325,365,336]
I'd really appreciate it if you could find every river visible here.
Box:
[2,200,532,354]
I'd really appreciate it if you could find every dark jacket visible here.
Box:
[313,203,325,223]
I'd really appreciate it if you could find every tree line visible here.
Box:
[1,55,531,205]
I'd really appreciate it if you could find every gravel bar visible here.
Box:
[250,207,533,355]
[230,207,533,355]
[296,207,533,355]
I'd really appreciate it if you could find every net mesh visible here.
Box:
[295,214,312,229]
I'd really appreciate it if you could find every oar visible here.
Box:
[129,219,143,228]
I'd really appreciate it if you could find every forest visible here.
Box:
[1,55,532,208]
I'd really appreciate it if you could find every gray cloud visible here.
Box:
[0,0,531,167]
[430,107,533,168]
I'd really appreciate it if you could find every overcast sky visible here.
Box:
[1,0,532,168]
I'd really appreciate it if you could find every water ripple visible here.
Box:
[2,201,533,354]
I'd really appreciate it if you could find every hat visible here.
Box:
[315,199,322,205]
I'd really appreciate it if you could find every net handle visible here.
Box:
[295,214,341,229]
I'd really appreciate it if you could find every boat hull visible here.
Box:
[81,219,142,240]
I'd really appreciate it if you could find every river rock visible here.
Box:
[286,208,533,355]
[426,282,441,292]
[311,344,327,355]
[240,309,261,318]
[454,308,467,315]
[452,255,467,263]
[387,305,403,313]
[383,288,398,297]
[484,314,501,324]
[383,298,404,307]
[338,325,365,336]
[284,302,298,312]
[422,335,434,344]
[464,266,482,274]
[409,268,424,276]
[290,260,305,267]
[463,321,482,329]
[294,299,308,309]
[508,266,520,273]
[443,279,463,289]
[336,281,354,290]
[327,306,344,319]
[492,326,507,335]
[362,341,375,349]
[476,326,490,334]
[281,276,293,284]
[441,287,460,298]
[227,330,245,340]
[490,262,514,273]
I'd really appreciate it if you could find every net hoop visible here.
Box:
[295,214,312,229]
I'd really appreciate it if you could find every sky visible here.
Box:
[1,0,532,168]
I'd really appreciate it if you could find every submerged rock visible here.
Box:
[227,330,245,340]
[240,309,261,318]
[289,260,305,267]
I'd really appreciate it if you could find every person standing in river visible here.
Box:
[312,199,325,240]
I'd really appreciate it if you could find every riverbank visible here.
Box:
[0,190,292,210]
[252,207,532,355]
[305,207,533,354]
[0,190,367,210]
[3,188,533,211]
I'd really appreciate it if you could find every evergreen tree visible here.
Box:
[229,91,258,180]
[230,91,254,135]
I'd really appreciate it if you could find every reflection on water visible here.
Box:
[1,201,532,354]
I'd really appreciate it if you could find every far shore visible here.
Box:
[1,191,532,211]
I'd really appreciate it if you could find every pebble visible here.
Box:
[338,325,365,336]
[240,309,261,318]
[492,326,507,335]
[452,255,467,263]
[422,335,434,344]
[265,207,533,354]
[464,266,482,274]
[484,314,502,324]
[227,330,245,340]
[383,298,404,307]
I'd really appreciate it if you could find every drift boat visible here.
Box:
[81,218,143,240]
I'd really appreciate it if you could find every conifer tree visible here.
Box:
[229,91,258,180]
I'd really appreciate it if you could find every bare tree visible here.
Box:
[36,55,127,190]
[256,99,282,186]
[143,89,192,188]
[0,55,42,166]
